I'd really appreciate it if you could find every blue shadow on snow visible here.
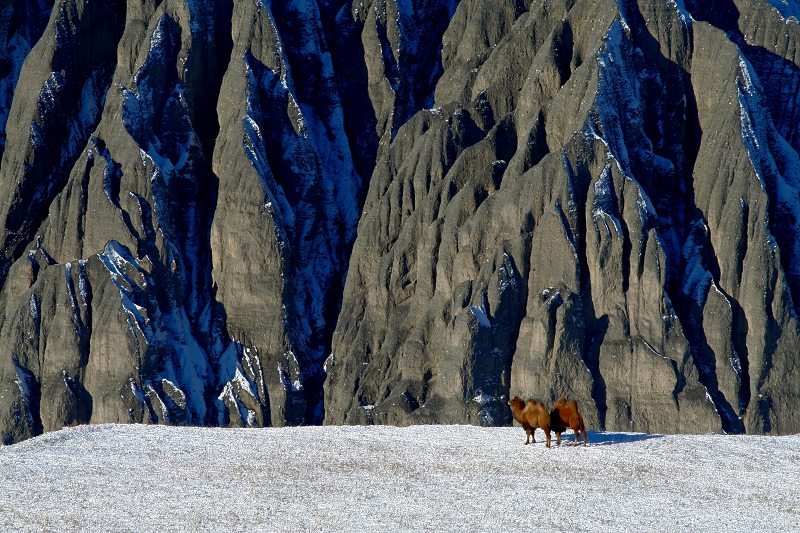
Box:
[582,431,662,446]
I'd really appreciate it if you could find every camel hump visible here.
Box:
[526,399,545,409]
[556,397,578,410]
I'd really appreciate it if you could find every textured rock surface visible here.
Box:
[1,0,799,443]
[324,0,800,435]
[0,0,369,442]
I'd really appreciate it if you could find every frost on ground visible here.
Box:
[1,425,799,532]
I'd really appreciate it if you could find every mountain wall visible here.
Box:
[324,0,800,435]
[1,0,799,443]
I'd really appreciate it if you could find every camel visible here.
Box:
[509,396,552,447]
[549,397,588,446]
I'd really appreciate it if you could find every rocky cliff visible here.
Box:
[1,0,799,444]
[323,0,800,435]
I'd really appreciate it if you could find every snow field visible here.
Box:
[1,424,799,532]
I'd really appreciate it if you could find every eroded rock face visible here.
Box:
[0,0,460,443]
[1,0,799,443]
[324,0,800,435]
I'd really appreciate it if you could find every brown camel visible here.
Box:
[509,396,552,447]
[549,397,588,446]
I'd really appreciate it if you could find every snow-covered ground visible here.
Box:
[1,424,799,531]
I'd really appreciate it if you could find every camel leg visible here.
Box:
[524,425,532,444]
[582,427,588,446]
[555,432,561,446]
[544,428,551,448]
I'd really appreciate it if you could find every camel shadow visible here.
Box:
[583,431,663,446]
[520,429,661,447]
